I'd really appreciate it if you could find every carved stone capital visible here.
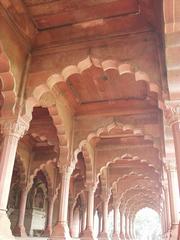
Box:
[59,165,74,178]
[167,161,177,172]
[86,182,97,193]
[161,179,168,189]
[101,190,111,203]
[164,102,180,127]
[1,117,29,138]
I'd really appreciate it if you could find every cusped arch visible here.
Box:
[46,56,163,108]
[25,56,162,173]
[121,188,160,208]
[118,180,160,201]
[71,190,86,213]
[98,153,160,182]
[40,168,54,198]
[128,202,160,218]
[74,121,159,185]
[0,42,16,116]
[27,159,56,191]
[123,192,160,212]
[125,195,161,214]
[108,165,161,197]
[133,204,161,216]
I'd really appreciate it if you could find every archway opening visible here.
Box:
[134,207,162,240]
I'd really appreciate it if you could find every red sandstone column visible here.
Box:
[172,122,180,192]
[43,197,55,236]
[0,118,28,240]
[98,197,110,239]
[131,215,135,239]
[163,182,172,231]
[124,214,130,240]
[80,206,86,234]
[128,215,132,240]
[119,210,125,240]
[51,166,73,239]
[112,205,119,240]
[167,165,179,226]
[98,211,102,237]
[13,189,28,237]
[69,198,74,237]
[80,185,96,239]
[165,104,180,192]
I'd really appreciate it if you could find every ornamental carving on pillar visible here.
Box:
[164,102,180,126]
[59,164,74,178]
[1,117,30,138]
[101,189,111,202]
[166,161,177,172]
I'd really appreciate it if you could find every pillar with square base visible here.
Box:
[42,197,55,237]
[98,197,110,240]
[119,211,125,240]
[0,118,29,240]
[13,189,28,237]
[50,166,73,240]
[80,185,96,240]
[112,206,120,240]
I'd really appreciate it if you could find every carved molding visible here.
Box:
[1,117,29,138]
[164,102,180,126]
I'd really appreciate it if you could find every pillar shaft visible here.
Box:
[0,119,28,240]
[43,198,54,236]
[81,186,95,239]
[69,204,74,237]
[164,186,171,230]
[119,212,125,239]
[98,212,102,236]
[51,166,73,239]
[13,189,28,236]
[112,206,119,239]
[81,208,86,233]
[167,168,179,225]
[128,216,132,239]
[125,214,129,239]
[114,206,119,234]
[172,122,180,193]
[102,200,109,233]
[87,188,94,230]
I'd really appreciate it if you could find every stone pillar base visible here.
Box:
[0,211,15,240]
[119,232,125,240]
[112,232,120,240]
[50,222,71,240]
[98,231,110,239]
[80,228,96,239]
[13,225,27,237]
[128,234,133,240]
[125,233,130,239]
[42,226,52,237]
